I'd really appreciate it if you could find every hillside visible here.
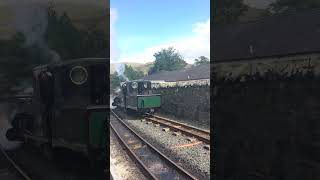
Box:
[110,62,193,75]
[110,62,154,75]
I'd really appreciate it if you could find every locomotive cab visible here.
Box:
[7,58,108,162]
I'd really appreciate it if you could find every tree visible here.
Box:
[124,65,144,80]
[0,5,109,95]
[110,72,126,93]
[213,0,249,24]
[269,0,320,14]
[148,47,187,75]
[45,5,108,59]
[194,56,210,65]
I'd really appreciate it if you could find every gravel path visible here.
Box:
[110,127,147,180]
[125,117,210,180]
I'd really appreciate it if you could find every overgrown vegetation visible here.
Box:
[214,0,320,25]
[213,0,249,24]
[269,0,320,14]
[148,47,187,75]
[124,64,144,81]
[194,56,210,66]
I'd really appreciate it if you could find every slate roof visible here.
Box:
[142,64,210,82]
[213,8,320,62]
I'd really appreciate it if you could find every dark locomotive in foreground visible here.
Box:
[112,80,161,114]
[6,58,108,163]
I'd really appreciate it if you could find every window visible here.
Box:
[132,82,138,89]
[69,66,88,85]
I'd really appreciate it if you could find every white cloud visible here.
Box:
[110,8,119,63]
[117,18,210,64]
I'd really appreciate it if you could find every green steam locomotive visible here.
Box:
[112,80,161,114]
[6,58,108,163]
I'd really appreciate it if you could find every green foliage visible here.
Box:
[213,0,249,24]
[124,65,144,80]
[110,71,126,93]
[148,47,187,75]
[269,0,320,14]
[194,56,210,65]
[0,5,108,94]
[45,6,108,59]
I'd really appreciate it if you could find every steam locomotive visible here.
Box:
[112,80,161,114]
[6,58,108,163]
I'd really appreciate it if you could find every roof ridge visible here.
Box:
[214,8,320,28]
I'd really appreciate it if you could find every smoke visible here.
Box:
[11,2,61,63]
[110,95,117,109]
[14,4,47,46]
[116,63,125,75]
[116,63,129,81]
[0,103,21,150]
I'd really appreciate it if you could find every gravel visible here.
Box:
[124,116,210,180]
[110,128,147,180]
[8,144,106,180]
[155,112,210,131]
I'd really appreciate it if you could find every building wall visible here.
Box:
[152,81,210,128]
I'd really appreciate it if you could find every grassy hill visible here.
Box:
[110,62,194,75]
[110,62,154,75]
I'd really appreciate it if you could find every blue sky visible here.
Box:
[111,0,210,63]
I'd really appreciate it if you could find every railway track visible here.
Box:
[0,145,32,180]
[145,114,210,144]
[110,110,198,180]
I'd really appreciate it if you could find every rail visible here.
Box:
[110,110,198,180]
[0,145,32,180]
[145,114,210,144]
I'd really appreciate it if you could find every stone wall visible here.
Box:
[213,53,320,81]
[152,81,210,128]
[213,77,320,179]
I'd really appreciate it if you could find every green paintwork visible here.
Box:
[137,95,161,108]
[89,111,107,148]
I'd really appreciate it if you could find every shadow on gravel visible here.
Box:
[8,144,106,180]
[53,148,105,176]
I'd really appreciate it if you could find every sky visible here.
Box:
[110,0,210,64]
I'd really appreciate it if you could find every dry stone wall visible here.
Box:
[152,80,210,128]
[212,53,320,179]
